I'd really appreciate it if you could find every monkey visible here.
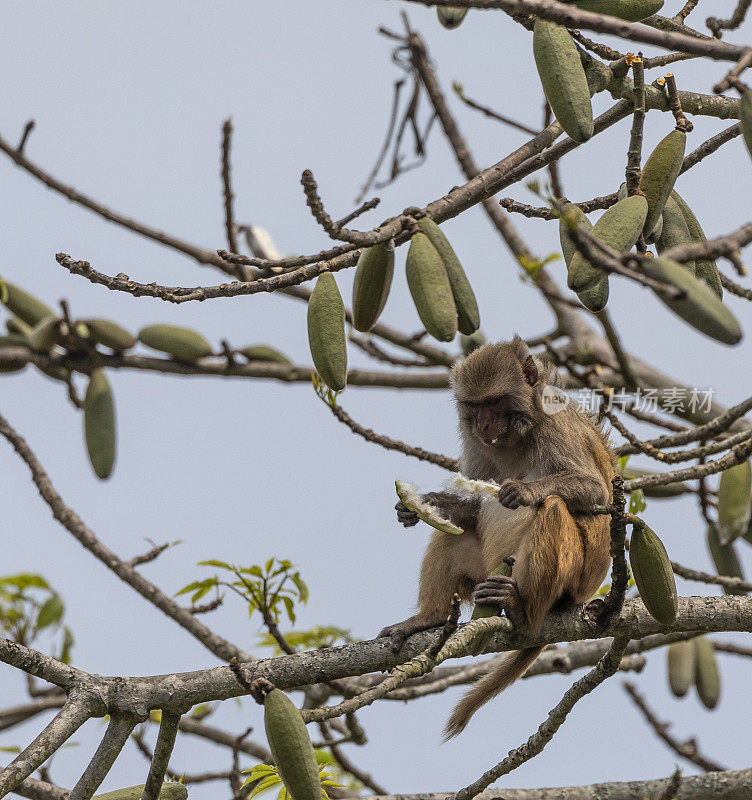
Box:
[379,337,614,739]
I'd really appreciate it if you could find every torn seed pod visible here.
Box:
[395,480,463,535]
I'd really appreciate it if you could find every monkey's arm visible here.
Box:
[498,471,607,513]
[396,491,481,532]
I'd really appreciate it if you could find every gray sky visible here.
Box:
[1,1,751,796]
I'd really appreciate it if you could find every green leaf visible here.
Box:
[265,557,275,573]
[291,573,309,604]
[617,455,630,471]
[0,574,50,590]
[0,746,21,754]
[628,489,647,514]
[36,595,64,630]
[198,559,231,570]
[282,595,296,624]
[60,626,74,664]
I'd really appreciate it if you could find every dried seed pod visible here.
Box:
[629,521,678,626]
[694,635,721,710]
[262,686,321,800]
[84,369,116,480]
[742,89,752,162]
[656,195,696,274]
[437,6,468,28]
[533,19,593,143]
[83,319,137,352]
[238,345,292,365]
[707,523,747,595]
[307,272,347,391]
[1,281,56,327]
[352,241,394,332]
[642,257,742,345]
[574,0,664,21]
[395,480,463,535]
[667,639,695,698]
[567,195,647,292]
[417,217,479,335]
[638,129,686,237]
[670,191,722,298]
[405,232,458,343]
[94,785,187,800]
[717,461,752,545]
[138,324,213,361]
[472,558,513,619]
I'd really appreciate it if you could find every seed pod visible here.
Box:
[629,521,678,626]
[577,275,610,312]
[461,330,486,356]
[6,316,32,337]
[667,640,695,698]
[645,213,663,244]
[238,345,292,365]
[138,324,213,361]
[307,272,347,391]
[263,687,320,800]
[29,318,62,352]
[742,89,752,162]
[395,480,463,535]
[437,6,468,28]
[707,523,747,595]
[574,0,664,21]
[656,195,695,274]
[352,241,394,332]
[619,465,689,498]
[670,191,722,298]
[717,461,752,545]
[567,195,647,292]
[0,334,27,373]
[533,19,593,143]
[472,558,513,619]
[405,232,458,343]
[638,129,686,236]
[559,203,593,267]
[417,217,479,335]
[1,281,56,327]
[694,635,720,710]
[84,369,116,480]
[642,257,742,345]
[83,319,137,351]
[94,784,187,800]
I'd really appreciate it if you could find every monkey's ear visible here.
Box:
[522,355,538,386]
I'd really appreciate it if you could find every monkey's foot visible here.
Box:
[473,576,527,629]
[378,613,446,653]
[395,501,420,528]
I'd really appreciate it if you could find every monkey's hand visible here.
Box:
[395,501,420,527]
[498,478,536,509]
[473,576,527,629]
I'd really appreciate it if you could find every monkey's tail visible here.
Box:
[443,645,544,740]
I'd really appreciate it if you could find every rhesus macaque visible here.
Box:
[379,338,614,738]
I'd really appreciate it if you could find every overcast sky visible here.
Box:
[1,2,751,797]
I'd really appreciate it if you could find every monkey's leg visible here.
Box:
[474,495,587,631]
[379,530,485,652]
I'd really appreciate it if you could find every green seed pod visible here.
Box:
[437,6,468,28]
[94,784,187,800]
[694,635,720,710]
[670,191,722,298]
[0,281,56,327]
[307,272,347,391]
[238,345,292,365]
[138,324,213,361]
[629,521,678,626]
[717,461,752,545]
[352,241,394,332]
[638,129,686,237]
[417,217,479,334]
[574,0,664,21]
[559,203,593,267]
[472,559,513,619]
[656,195,695,274]
[533,19,593,143]
[667,640,695,698]
[707,523,746,595]
[568,195,647,292]
[84,369,116,480]
[460,329,486,356]
[28,318,62,352]
[741,90,752,162]
[642,257,742,345]
[83,319,137,351]
[620,465,689,498]
[0,334,27,373]
[577,275,610,312]
[263,687,320,800]
[645,213,663,244]
[405,232,458,343]
[6,316,32,337]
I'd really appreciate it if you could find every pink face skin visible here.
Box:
[461,395,509,445]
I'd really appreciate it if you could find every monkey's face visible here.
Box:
[458,394,533,447]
